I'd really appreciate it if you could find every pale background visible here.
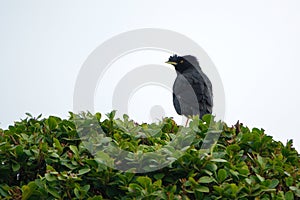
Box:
[1,0,300,150]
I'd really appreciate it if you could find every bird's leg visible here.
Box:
[185,117,190,127]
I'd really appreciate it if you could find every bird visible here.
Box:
[165,54,213,124]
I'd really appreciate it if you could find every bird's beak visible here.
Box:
[165,61,177,65]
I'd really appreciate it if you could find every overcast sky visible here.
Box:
[1,0,300,150]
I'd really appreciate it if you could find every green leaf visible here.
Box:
[78,168,91,175]
[12,163,20,172]
[213,185,223,194]
[229,169,239,179]
[257,154,266,169]
[88,196,104,200]
[62,162,78,170]
[202,114,212,124]
[256,174,265,182]
[45,173,57,182]
[285,191,294,200]
[245,178,252,185]
[0,185,9,197]
[153,173,165,180]
[153,179,162,187]
[70,145,79,157]
[205,163,218,172]
[95,151,114,167]
[136,176,152,189]
[74,188,80,199]
[198,176,214,184]
[226,144,240,153]
[261,188,276,192]
[47,187,60,198]
[47,116,58,130]
[95,112,101,121]
[21,182,37,200]
[228,183,239,194]
[20,133,29,141]
[268,179,279,189]
[25,113,33,117]
[82,184,90,192]
[50,152,60,158]
[238,167,250,176]
[210,158,227,163]
[187,177,197,186]
[106,110,116,120]
[286,177,294,187]
[196,186,209,193]
[15,145,24,157]
[128,183,143,193]
[46,165,56,171]
[53,138,63,154]
[0,142,7,147]
[217,169,227,183]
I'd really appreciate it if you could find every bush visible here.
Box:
[0,112,299,199]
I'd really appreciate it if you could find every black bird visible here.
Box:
[166,54,213,121]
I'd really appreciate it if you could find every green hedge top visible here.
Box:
[0,112,299,200]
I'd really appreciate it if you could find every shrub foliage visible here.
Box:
[0,112,299,199]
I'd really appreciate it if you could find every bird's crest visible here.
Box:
[168,54,180,62]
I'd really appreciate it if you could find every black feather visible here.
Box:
[167,54,213,118]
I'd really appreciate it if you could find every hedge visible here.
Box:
[0,111,299,199]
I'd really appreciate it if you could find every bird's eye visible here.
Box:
[180,60,184,64]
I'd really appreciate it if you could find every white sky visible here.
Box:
[1,0,300,150]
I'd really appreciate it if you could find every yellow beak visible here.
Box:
[165,61,177,65]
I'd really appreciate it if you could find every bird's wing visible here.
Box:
[173,74,200,115]
[195,71,213,106]
[172,92,182,115]
[173,71,213,116]
[193,71,213,114]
